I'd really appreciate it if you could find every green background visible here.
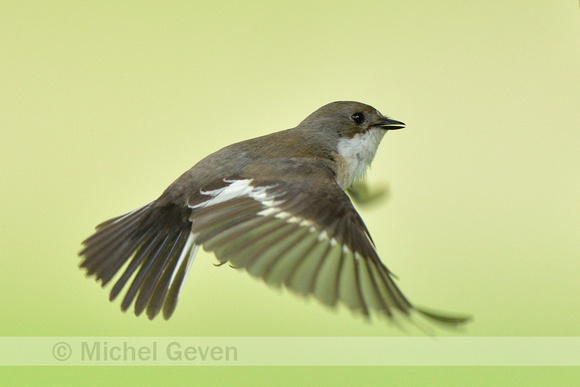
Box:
[1,0,579,384]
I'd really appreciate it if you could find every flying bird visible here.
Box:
[79,101,470,326]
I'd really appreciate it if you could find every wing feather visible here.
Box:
[186,177,450,323]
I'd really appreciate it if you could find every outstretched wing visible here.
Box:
[189,176,415,321]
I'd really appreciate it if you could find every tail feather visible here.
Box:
[96,231,151,285]
[145,236,194,320]
[79,204,153,278]
[122,234,173,311]
[163,241,198,320]
[110,230,162,304]
[134,230,188,316]
[79,201,195,319]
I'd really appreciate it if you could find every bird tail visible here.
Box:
[79,202,196,320]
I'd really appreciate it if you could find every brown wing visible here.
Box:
[188,176,414,320]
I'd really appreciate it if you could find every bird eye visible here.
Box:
[351,112,364,125]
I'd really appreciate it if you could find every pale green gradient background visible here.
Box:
[1,0,579,384]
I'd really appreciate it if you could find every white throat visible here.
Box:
[335,128,386,190]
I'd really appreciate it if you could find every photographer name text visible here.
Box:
[79,341,238,362]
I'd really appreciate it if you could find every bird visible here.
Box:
[79,101,470,326]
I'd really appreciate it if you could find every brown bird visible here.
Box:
[79,101,470,326]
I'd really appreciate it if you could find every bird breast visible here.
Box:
[334,128,387,190]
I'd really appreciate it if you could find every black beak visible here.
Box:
[377,118,405,130]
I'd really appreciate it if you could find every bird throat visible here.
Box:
[334,128,386,190]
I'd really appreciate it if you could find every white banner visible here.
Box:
[1,337,578,366]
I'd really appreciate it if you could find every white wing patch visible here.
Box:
[191,179,285,210]
[191,179,255,209]
[190,178,349,252]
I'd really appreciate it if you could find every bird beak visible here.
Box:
[377,118,406,130]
